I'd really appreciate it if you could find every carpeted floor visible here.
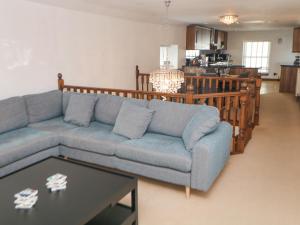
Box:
[121,81,300,225]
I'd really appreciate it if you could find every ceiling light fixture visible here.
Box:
[220,15,239,25]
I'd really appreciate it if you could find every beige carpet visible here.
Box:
[121,81,300,225]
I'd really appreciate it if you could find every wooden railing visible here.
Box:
[58,73,253,154]
[136,65,261,126]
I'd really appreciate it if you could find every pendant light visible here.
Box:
[149,0,184,94]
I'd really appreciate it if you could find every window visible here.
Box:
[160,45,179,69]
[242,41,271,73]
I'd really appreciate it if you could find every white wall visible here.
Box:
[227,29,296,79]
[0,0,186,100]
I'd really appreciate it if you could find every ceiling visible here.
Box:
[27,0,300,31]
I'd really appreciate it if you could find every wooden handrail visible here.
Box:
[135,65,261,126]
[58,73,253,154]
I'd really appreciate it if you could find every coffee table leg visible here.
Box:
[131,187,138,225]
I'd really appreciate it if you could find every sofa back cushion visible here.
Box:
[24,90,62,123]
[148,99,206,137]
[95,94,148,125]
[182,107,220,150]
[0,97,28,134]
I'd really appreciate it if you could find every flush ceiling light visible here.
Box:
[220,15,239,25]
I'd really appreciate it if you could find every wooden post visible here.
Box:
[136,65,139,91]
[236,82,248,154]
[254,78,262,126]
[57,73,64,91]
[186,83,194,104]
[249,78,256,129]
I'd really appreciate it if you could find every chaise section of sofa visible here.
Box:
[0,90,232,196]
[0,93,62,177]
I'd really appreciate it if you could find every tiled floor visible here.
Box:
[121,81,300,225]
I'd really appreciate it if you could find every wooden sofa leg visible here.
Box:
[185,187,191,199]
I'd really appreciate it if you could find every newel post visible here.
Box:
[186,83,194,104]
[237,82,249,154]
[57,73,64,91]
[254,78,262,126]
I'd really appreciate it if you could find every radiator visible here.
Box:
[297,69,300,97]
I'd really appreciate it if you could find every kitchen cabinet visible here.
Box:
[293,27,300,52]
[186,25,211,50]
[280,66,299,93]
[214,30,228,50]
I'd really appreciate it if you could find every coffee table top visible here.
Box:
[0,157,137,225]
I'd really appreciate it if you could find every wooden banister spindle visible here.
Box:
[146,76,150,91]
[136,65,139,90]
[141,75,144,91]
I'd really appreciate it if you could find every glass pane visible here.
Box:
[261,58,268,68]
[251,42,258,57]
[256,58,262,68]
[257,42,264,57]
[245,57,251,67]
[262,42,270,57]
[245,42,252,56]
[250,57,257,67]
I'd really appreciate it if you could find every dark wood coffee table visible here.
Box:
[0,157,138,225]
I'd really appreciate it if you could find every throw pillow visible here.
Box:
[113,101,154,139]
[64,94,98,127]
[182,107,220,150]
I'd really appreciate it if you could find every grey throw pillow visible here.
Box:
[182,106,220,150]
[64,94,98,127]
[113,101,154,139]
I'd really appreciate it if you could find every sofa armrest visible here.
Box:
[191,121,232,192]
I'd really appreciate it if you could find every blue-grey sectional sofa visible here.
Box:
[0,90,232,195]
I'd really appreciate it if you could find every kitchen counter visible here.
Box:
[184,64,245,68]
[281,65,300,68]
[183,65,260,76]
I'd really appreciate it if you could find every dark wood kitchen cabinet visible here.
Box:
[214,30,228,50]
[292,27,300,52]
[186,25,211,50]
[280,66,299,93]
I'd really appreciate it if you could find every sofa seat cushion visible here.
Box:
[115,133,192,172]
[61,122,128,156]
[28,117,77,134]
[0,128,59,168]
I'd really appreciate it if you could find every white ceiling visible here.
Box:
[27,0,300,31]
